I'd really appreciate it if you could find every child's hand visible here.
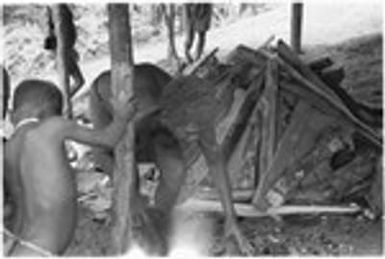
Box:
[109,93,137,121]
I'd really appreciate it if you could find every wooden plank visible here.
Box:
[317,69,382,128]
[108,4,135,254]
[179,199,360,217]
[275,54,381,147]
[266,57,280,154]
[252,101,315,209]
[276,40,381,131]
[52,5,72,119]
[307,56,334,72]
[226,101,261,189]
[221,69,265,160]
[320,66,345,87]
[227,44,267,71]
[258,57,280,188]
[277,40,342,100]
[280,79,344,119]
[258,43,380,146]
[178,69,265,204]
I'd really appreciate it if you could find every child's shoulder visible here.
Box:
[19,116,69,140]
[38,116,72,132]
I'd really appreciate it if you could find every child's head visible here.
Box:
[11,80,63,124]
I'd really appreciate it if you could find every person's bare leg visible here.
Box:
[164,4,182,71]
[68,52,85,99]
[152,128,185,212]
[195,31,206,61]
[144,123,185,255]
[198,127,254,255]
[184,26,195,64]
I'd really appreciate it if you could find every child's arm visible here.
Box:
[58,97,137,148]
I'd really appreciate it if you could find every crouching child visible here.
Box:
[3,79,136,256]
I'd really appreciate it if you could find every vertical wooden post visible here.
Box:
[108,4,135,254]
[52,5,73,118]
[290,2,303,54]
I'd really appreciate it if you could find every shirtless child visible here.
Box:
[3,79,136,256]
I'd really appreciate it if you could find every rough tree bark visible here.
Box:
[108,4,135,255]
[52,5,72,118]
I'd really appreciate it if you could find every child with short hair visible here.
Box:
[4,79,136,256]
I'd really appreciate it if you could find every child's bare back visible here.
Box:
[4,80,135,256]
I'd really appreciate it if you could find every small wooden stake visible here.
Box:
[290,3,303,54]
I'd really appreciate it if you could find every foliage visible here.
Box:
[3,4,269,82]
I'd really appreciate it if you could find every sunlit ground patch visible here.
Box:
[124,244,149,258]
[170,208,214,257]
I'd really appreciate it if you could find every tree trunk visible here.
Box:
[108,4,135,255]
[52,5,72,118]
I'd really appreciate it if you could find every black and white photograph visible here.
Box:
[1,0,383,256]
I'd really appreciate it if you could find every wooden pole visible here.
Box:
[52,5,73,118]
[108,4,135,254]
[179,199,361,217]
[290,2,303,54]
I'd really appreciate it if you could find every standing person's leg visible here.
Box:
[184,5,195,64]
[184,27,195,64]
[152,125,185,212]
[195,31,206,61]
[67,50,84,98]
[60,4,85,99]
[132,118,186,256]
[194,4,212,61]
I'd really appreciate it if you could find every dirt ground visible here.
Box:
[210,212,383,256]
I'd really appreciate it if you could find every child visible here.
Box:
[3,79,136,256]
